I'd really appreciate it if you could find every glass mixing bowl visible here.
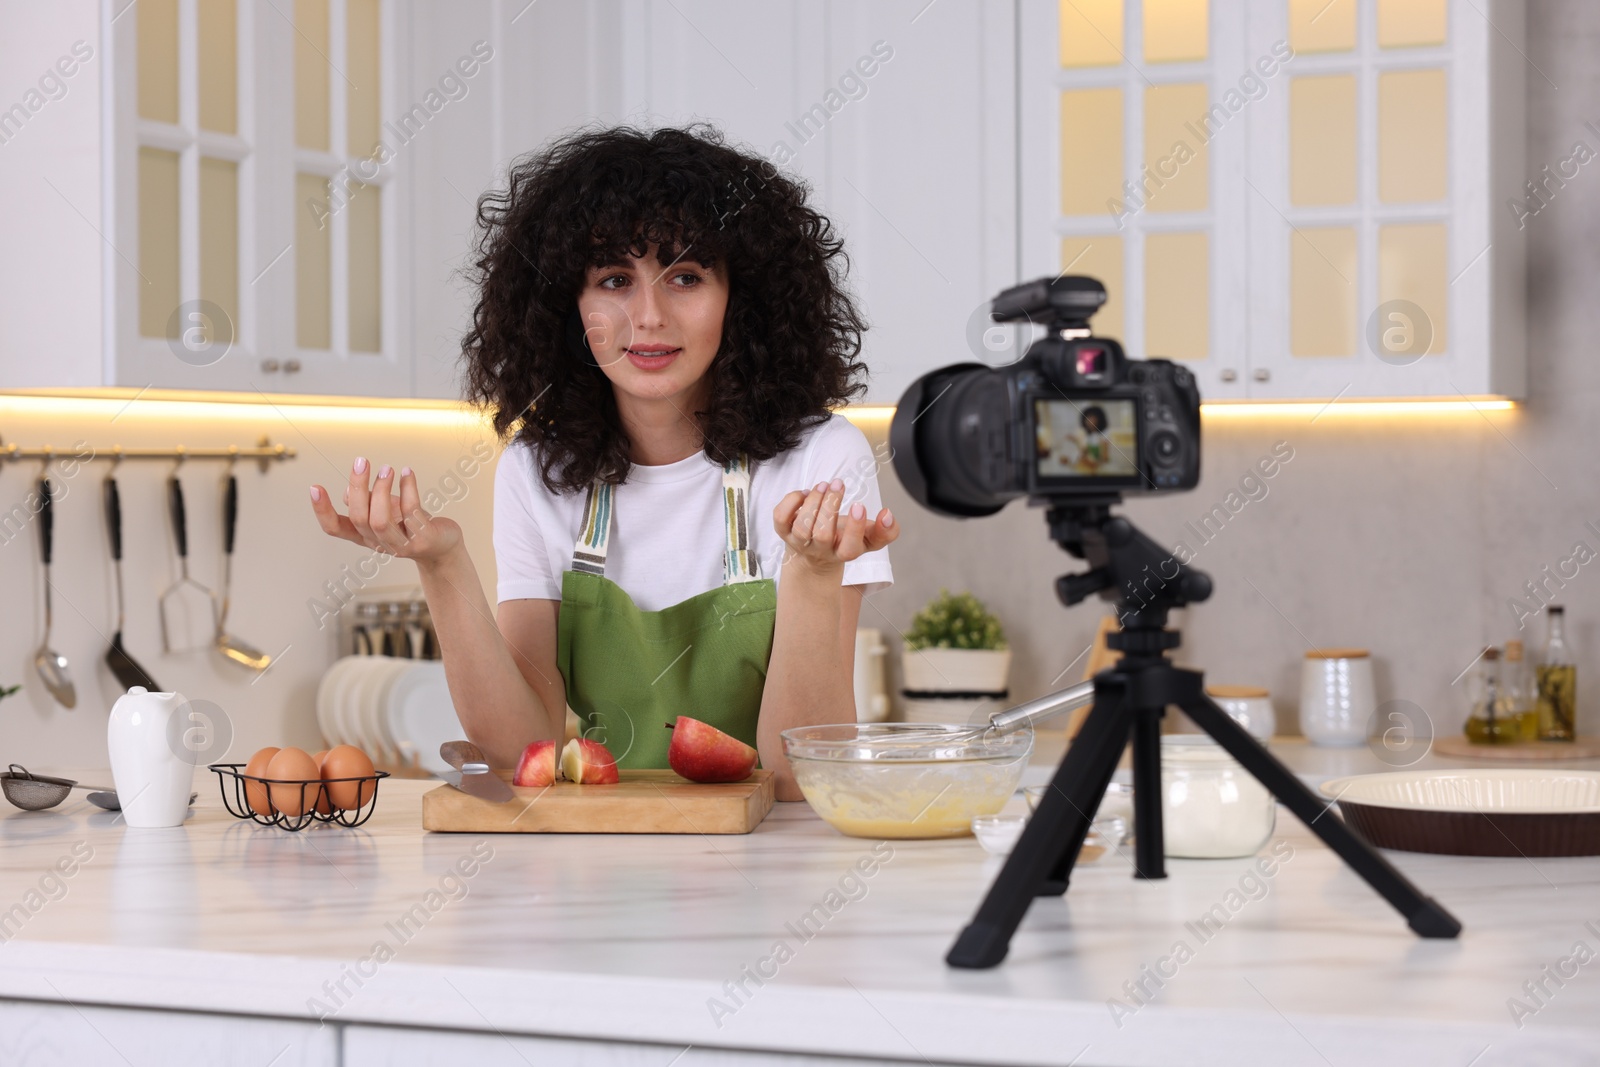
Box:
[781,723,1035,839]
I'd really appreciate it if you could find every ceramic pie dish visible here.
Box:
[1319,769,1600,857]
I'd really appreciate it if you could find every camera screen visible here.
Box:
[1034,398,1139,478]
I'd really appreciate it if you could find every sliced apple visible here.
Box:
[560,737,620,784]
[665,716,758,783]
[512,739,558,787]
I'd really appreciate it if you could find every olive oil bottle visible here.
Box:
[1466,646,1517,745]
[1536,606,1577,742]
[1503,639,1539,742]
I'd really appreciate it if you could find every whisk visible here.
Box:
[896,680,1097,743]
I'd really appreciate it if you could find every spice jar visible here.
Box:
[1160,736,1276,858]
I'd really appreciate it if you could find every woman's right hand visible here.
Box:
[309,457,462,565]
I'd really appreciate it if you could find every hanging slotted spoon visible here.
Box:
[215,469,271,671]
[33,475,76,709]
[103,472,160,691]
[158,470,220,654]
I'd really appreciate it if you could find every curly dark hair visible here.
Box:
[461,123,869,494]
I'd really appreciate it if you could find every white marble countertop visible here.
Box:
[2,740,1598,1066]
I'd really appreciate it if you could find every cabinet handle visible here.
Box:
[1219,368,1237,383]
[284,359,302,374]
[260,359,280,373]
[1253,369,1271,382]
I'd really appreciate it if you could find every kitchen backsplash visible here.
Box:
[5,383,1597,770]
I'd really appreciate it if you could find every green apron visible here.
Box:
[556,453,778,769]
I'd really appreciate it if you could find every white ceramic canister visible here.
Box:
[1299,649,1377,747]
[1205,685,1277,740]
[107,687,197,828]
[1160,735,1276,858]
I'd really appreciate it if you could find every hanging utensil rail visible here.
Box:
[0,436,296,473]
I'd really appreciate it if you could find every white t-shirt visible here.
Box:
[494,414,894,611]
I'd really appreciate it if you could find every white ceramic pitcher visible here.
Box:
[107,687,197,828]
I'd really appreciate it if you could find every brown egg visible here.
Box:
[265,747,320,817]
[243,747,280,816]
[321,745,376,811]
[311,749,333,814]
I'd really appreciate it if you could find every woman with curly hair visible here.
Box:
[309,125,897,800]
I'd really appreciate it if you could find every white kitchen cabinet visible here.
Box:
[0,0,596,402]
[610,0,1018,407]
[1020,0,1527,402]
[344,1024,971,1066]
[0,999,336,1066]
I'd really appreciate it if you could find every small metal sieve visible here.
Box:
[0,765,113,811]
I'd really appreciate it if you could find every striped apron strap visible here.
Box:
[722,453,761,583]
[569,479,614,576]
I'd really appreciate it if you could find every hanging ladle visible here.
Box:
[215,462,271,671]
[32,463,76,709]
[104,461,161,692]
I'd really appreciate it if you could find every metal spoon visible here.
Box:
[103,472,161,692]
[32,476,76,709]
[215,469,271,671]
[85,789,197,812]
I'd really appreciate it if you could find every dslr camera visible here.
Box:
[890,275,1201,518]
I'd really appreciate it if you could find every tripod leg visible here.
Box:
[948,683,1132,969]
[1129,709,1166,879]
[1180,693,1461,938]
[1040,690,1130,895]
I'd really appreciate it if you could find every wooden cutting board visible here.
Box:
[1433,736,1600,761]
[421,769,776,834]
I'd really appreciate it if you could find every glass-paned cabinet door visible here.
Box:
[1021,0,1253,400]
[283,0,407,395]
[1244,0,1524,399]
[114,0,251,384]
[109,0,411,395]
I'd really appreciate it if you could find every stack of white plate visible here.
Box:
[315,656,461,775]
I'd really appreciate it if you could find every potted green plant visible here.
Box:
[899,590,1011,723]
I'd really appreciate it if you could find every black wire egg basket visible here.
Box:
[209,763,390,830]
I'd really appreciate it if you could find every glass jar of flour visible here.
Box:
[1160,736,1276,859]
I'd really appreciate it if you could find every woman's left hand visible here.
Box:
[774,478,898,572]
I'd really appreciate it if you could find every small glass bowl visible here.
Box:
[1024,783,1133,845]
[972,814,1027,854]
[971,813,1117,863]
[782,723,1034,839]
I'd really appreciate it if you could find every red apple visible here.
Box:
[512,740,558,787]
[560,737,620,784]
[665,716,758,783]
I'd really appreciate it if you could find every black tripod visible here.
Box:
[947,502,1461,969]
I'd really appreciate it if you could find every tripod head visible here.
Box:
[1040,495,1213,650]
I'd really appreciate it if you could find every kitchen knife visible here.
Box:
[438,741,516,803]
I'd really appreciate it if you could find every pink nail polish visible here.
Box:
[850,502,866,519]
[882,510,895,527]
[309,486,321,502]
[814,482,827,493]
[829,478,845,492]
[354,456,368,474]
[378,464,393,479]
[400,467,413,478]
